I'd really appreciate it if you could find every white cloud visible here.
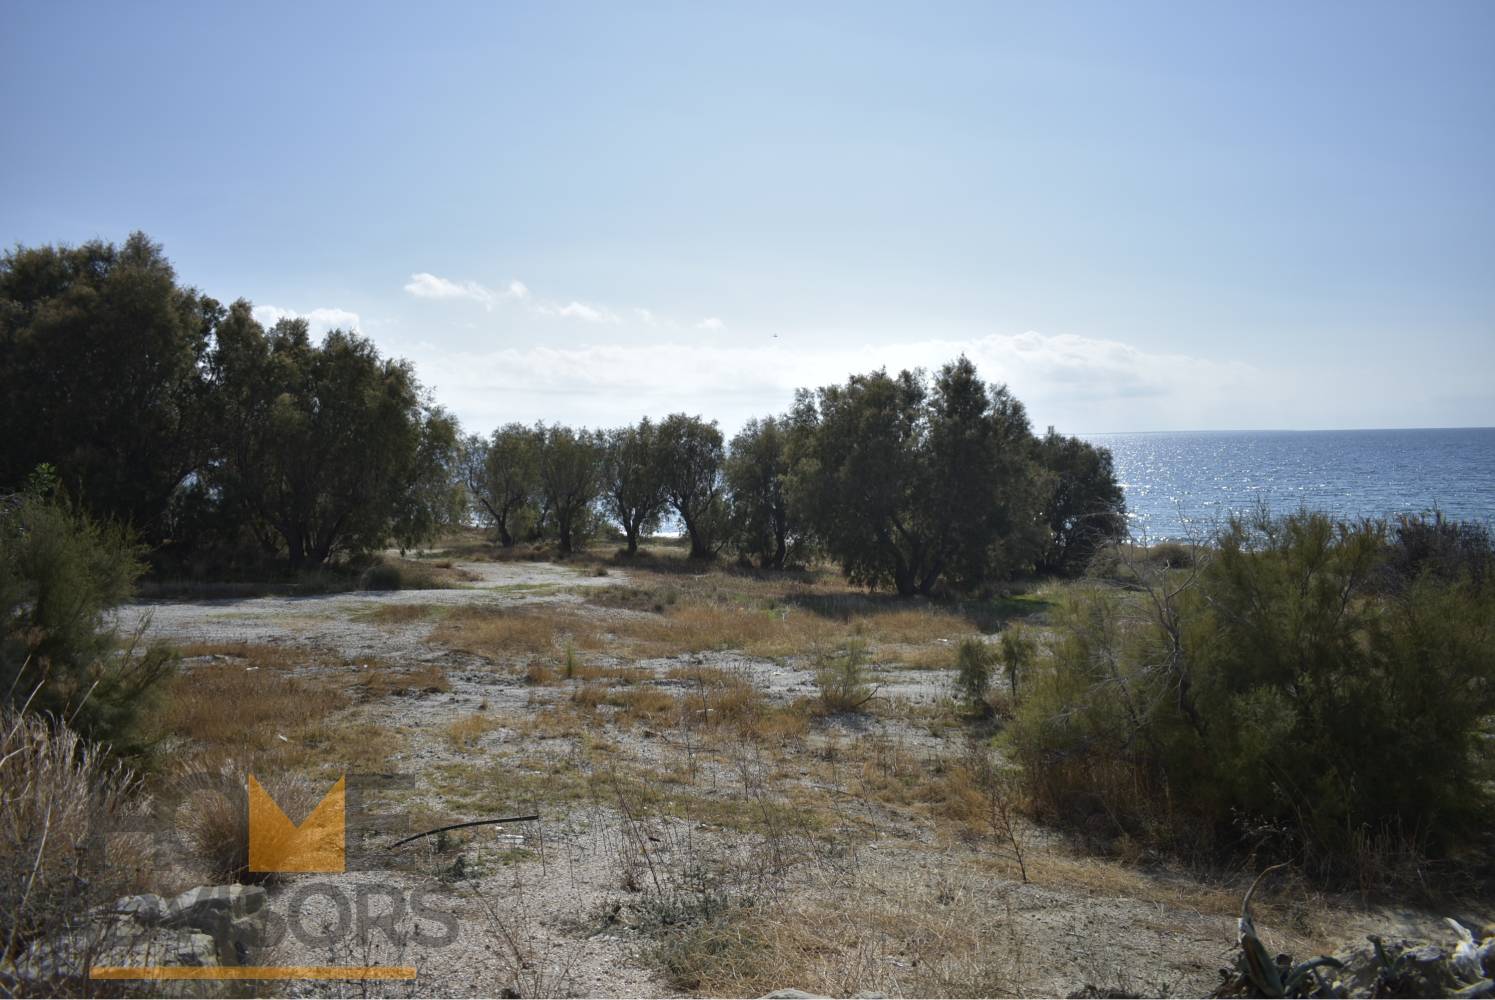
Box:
[538,300,622,324]
[695,316,726,331]
[386,329,1267,436]
[403,273,529,309]
[252,305,362,334]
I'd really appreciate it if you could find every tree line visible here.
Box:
[0,233,1127,594]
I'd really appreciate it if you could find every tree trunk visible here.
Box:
[771,509,787,569]
[498,519,515,547]
[625,524,639,555]
[286,528,307,569]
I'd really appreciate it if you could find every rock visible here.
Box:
[114,893,167,924]
[760,991,824,999]
[161,883,267,965]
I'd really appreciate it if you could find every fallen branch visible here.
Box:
[388,814,539,849]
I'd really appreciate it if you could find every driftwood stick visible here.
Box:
[388,814,539,849]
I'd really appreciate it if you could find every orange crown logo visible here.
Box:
[248,774,345,873]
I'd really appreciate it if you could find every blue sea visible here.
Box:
[1082,428,1495,540]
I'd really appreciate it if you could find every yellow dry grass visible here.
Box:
[354,663,451,700]
[444,711,499,750]
[366,602,439,625]
[154,663,340,753]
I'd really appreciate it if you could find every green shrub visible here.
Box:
[813,639,875,714]
[954,638,994,712]
[1148,540,1192,569]
[0,479,174,746]
[997,623,1036,701]
[1008,510,1495,882]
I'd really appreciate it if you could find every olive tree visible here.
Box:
[790,356,1045,595]
[601,418,668,555]
[725,416,796,568]
[534,423,602,555]
[464,424,540,547]
[208,305,457,567]
[658,414,729,559]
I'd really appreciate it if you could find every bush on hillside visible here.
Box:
[1008,509,1495,883]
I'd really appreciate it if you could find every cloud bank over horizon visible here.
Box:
[381,328,1271,437]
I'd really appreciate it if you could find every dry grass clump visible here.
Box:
[366,602,439,625]
[354,663,450,700]
[173,641,327,670]
[653,864,1032,997]
[1,711,154,964]
[444,711,499,750]
[358,557,479,590]
[434,606,585,657]
[611,687,679,725]
[171,758,330,883]
[523,661,557,685]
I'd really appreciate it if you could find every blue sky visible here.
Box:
[3,1,1491,434]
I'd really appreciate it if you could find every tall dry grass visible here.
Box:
[1,711,153,970]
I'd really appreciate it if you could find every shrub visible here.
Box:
[1381,510,1493,591]
[0,480,175,746]
[172,758,326,884]
[997,623,1036,701]
[813,640,876,714]
[954,638,994,712]
[1008,510,1495,882]
[1,710,151,970]
[1148,540,1193,569]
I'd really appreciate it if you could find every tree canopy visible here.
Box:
[0,234,1128,591]
[0,233,214,541]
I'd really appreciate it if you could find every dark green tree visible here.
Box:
[464,424,540,547]
[790,356,1044,596]
[658,414,729,559]
[1033,428,1127,576]
[601,418,667,555]
[534,423,602,555]
[208,306,456,567]
[0,233,214,541]
[725,416,796,568]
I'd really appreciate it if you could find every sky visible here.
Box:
[2,1,1492,436]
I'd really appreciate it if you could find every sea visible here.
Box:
[1081,427,1495,541]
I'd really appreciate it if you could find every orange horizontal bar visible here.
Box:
[90,965,417,981]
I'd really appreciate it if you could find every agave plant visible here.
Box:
[1219,864,1342,999]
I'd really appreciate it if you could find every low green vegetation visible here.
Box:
[1009,509,1495,883]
